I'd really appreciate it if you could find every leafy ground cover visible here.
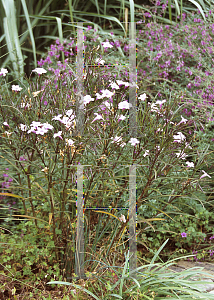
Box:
[0,5,214,300]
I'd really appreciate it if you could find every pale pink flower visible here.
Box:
[119,214,126,223]
[200,170,211,179]
[129,138,140,146]
[12,85,22,92]
[101,41,113,48]
[32,68,47,75]
[0,68,8,77]
[139,93,147,101]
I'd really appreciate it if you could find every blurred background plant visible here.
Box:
[1,0,214,81]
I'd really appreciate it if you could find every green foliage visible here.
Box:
[48,244,214,299]
[0,221,63,283]
[1,2,214,298]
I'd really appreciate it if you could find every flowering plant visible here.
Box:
[0,27,213,277]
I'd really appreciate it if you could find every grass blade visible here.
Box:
[148,239,169,271]
[68,0,75,32]
[3,17,20,78]
[73,10,126,35]
[173,0,181,16]
[119,251,129,296]
[2,0,24,79]
[168,0,172,23]
[187,0,207,22]
[20,0,37,68]
[55,16,64,64]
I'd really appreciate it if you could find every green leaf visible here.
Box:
[2,0,24,78]
[108,294,123,299]
[148,239,169,271]
[73,10,126,35]
[187,0,207,22]
[20,0,37,68]
[55,16,64,64]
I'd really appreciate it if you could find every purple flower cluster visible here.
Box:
[0,168,13,200]
[192,250,199,261]
[131,21,214,130]
[38,39,75,68]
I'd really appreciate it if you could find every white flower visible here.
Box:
[177,115,188,125]
[21,102,30,108]
[83,95,94,105]
[155,100,166,106]
[129,138,140,146]
[185,142,192,149]
[119,214,126,223]
[19,124,28,131]
[31,121,42,127]
[52,114,62,121]
[186,161,194,168]
[65,122,73,130]
[101,41,113,48]
[27,127,36,134]
[35,127,48,135]
[110,136,126,147]
[143,150,149,157]
[118,101,132,110]
[102,101,111,109]
[111,136,123,143]
[109,81,119,89]
[0,68,8,77]
[12,85,22,92]
[91,113,104,123]
[116,80,129,87]
[54,131,62,138]
[117,115,126,121]
[4,131,13,137]
[100,89,114,98]
[95,92,103,99]
[149,103,159,112]
[32,68,47,75]
[139,93,147,101]
[200,170,211,179]
[95,58,105,65]
[120,142,126,148]
[66,109,75,117]
[173,132,186,143]
[66,139,75,146]
[41,167,49,173]
[175,150,187,160]
[3,122,9,127]
[60,116,70,124]
[129,82,139,89]
[42,123,54,130]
